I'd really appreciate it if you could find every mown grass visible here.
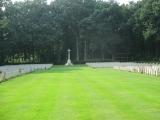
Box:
[0,65,160,120]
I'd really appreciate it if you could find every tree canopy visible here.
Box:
[0,0,160,65]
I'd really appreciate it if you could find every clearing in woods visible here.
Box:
[0,66,160,120]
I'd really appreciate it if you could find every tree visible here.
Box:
[0,0,160,65]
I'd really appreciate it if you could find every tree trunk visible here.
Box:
[0,50,4,65]
[112,54,115,61]
[155,41,159,58]
[76,34,79,62]
[84,39,87,61]
[101,47,105,61]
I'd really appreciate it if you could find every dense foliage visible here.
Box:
[0,0,160,64]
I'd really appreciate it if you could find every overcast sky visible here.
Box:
[12,0,140,5]
[115,0,139,4]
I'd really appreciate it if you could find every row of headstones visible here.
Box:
[86,62,160,76]
[113,64,160,76]
[0,64,53,82]
[86,62,138,68]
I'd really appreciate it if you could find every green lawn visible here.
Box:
[0,66,160,120]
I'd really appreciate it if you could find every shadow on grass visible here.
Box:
[32,65,87,74]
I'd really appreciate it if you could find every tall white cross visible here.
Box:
[65,49,73,66]
[68,49,71,60]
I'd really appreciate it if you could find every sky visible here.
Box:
[11,0,140,5]
[115,0,139,4]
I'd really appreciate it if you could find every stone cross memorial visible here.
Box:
[65,49,73,66]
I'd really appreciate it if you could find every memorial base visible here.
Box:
[65,59,73,66]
